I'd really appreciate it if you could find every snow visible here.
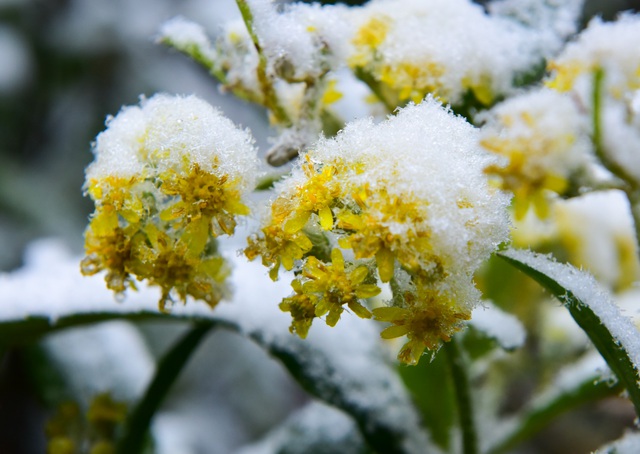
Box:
[158,16,217,64]
[348,0,583,105]
[554,190,640,291]
[88,93,259,192]
[236,401,364,454]
[270,97,510,310]
[595,430,640,454]
[469,302,526,351]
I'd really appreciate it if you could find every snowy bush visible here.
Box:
[3,0,640,452]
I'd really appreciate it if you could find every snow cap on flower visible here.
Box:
[348,0,582,107]
[216,19,261,96]
[247,97,510,364]
[479,88,592,219]
[83,94,258,311]
[87,93,258,190]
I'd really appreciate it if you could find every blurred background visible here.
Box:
[1,0,640,453]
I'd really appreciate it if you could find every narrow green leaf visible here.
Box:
[0,312,229,346]
[487,354,622,454]
[116,322,214,454]
[498,248,640,417]
[261,332,434,454]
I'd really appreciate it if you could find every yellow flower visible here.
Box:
[482,142,569,220]
[479,89,588,220]
[374,287,470,365]
[337,186,433,282]
[279,279,318,339]
[353,16,390,49]
[321,79,343,106]
[82,94,257,309]
[282,156,343,233]
[159,162,249,240]
[299,248,380,327]
[132,225,230,311]
[81,226,134,294]
[245,224,314,281]
[379,61,446,104]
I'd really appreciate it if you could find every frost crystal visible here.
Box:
[247,97,510,364]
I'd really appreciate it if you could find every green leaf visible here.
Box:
[116,322,214,454]
[487,354,622,454]
[498,248,640,417]
[259,328,434,454]
[399,348,455,451]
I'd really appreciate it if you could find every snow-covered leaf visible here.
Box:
[0,239,431,453]
[236,401,366,454]
[498,248,640,417]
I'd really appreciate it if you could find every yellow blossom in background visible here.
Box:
[479,88,591,220]
[546,15,640,187]
[82,94,258,310]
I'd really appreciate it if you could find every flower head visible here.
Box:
[82,94,258,310]
[479,89,592,219]
[348,0,581,107]
[248,97,510,363]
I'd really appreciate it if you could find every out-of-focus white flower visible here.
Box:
[247,97,510,364]
[82,94,259,310]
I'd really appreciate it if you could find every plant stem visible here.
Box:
[236,0,292,126]
[116,322,214,454]
[591,67,640,250]
[444,337,478,454]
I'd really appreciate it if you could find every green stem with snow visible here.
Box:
[591,67,640,249]
[236,0,292,126]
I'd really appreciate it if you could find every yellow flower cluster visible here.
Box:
[81,94,258,311]
[346,0,572,109]
[479,89,591,220]
[247,99,510,364]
